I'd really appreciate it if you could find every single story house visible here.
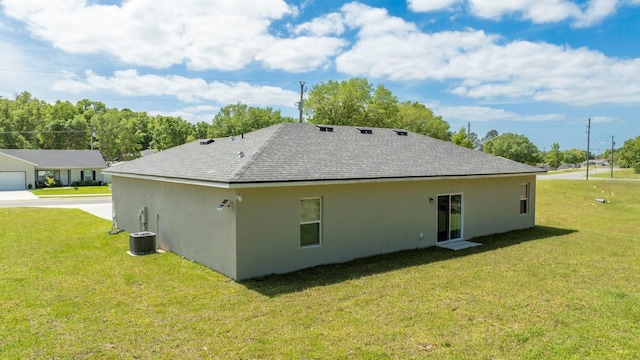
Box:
[0,149,107,190]
[105,123,545,281]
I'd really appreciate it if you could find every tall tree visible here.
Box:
[364,85,399,128]
[545,142,563,169]
[483,133,541,165]
[208,102,293,138]
[617,136,640,172]
[39,100,89,149]
[395,101,451,140]
[305,78,376,126]
[480,129,499,150]
[1,91,48,148]
[116,117,143,160]
[149,115,194,151]
[91,109,122,160]
[193,121,211,139]
[451,127,475,149]
[563,149,584,167]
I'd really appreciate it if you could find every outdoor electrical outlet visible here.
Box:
[419,233,423,239]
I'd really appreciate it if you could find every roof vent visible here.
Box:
[200,139,214,145]
[237,151,245,158]
[357,127,373,134]
[394,130,408,136]
[316,125,334,132]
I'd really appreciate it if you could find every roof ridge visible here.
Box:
[229,123,288,182]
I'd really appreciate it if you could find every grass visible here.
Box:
[2,180,640,358]
[590,167,640,179]
[30,185,112,197]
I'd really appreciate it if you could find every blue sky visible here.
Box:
[1,0,639,152]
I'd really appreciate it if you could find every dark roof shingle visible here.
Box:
[105,123,543,184]
[0,149,107,168]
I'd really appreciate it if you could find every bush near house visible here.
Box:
[35,176,63,188]
[71,180,103,187]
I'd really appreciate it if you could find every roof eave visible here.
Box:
[106,171,543,189]
[0,152,38,166]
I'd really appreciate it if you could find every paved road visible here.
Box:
[538,167,618,180]
[0,195,113,221]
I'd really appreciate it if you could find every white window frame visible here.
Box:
[299,197,322,248]
[83,169,94,181]
[520,183,530,215]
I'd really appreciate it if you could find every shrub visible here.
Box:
[71,180,103,187]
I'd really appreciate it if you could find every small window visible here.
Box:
[300,197,321,247]
[520,183,529,214]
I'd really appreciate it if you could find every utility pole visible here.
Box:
[296,81,305,123]
[467,121,471,141]
[90,125,95,151]
[610,136,615,178]
[586,118,591,180]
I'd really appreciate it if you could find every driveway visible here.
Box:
[0,191,113,221]
[0,190,39,200]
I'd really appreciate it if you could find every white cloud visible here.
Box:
[255,36,347,72]
[407,0,459,12]
[148,105,220,123]
[431,104,566,122]
[343,2,417,37]
[408,0,623,27]
[52,70,300,108]
[0,0,344,72]
[332,3,640,106]
[574,0,619,27]
[468,0,581,22]
[293,12,345,36]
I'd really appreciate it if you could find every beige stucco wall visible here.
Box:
[234,175,537,280]
[0,154,35,189]
[110,176,238,280]
[111,174,536,281]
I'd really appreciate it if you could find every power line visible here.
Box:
[0,68,303,84]
[0,130,88,134]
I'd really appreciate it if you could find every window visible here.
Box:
[520,183,529,214]
[299,197,321,247]
[37,170,60,182]
[82,169,94,181]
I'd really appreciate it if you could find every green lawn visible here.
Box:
[591,167,640,179]
[30,185,112,197]
[2,180,640,358]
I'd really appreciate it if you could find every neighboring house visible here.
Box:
[105,123,545,281]
[0,149,107,190]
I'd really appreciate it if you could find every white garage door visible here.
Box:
[0,172,26,190]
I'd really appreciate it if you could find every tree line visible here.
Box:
[2,79,638,171]
[0,92,293,162]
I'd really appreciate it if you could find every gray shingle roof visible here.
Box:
[105,123,543,185]
[0,149,107,169]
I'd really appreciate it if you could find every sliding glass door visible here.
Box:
[437,194,462,242]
